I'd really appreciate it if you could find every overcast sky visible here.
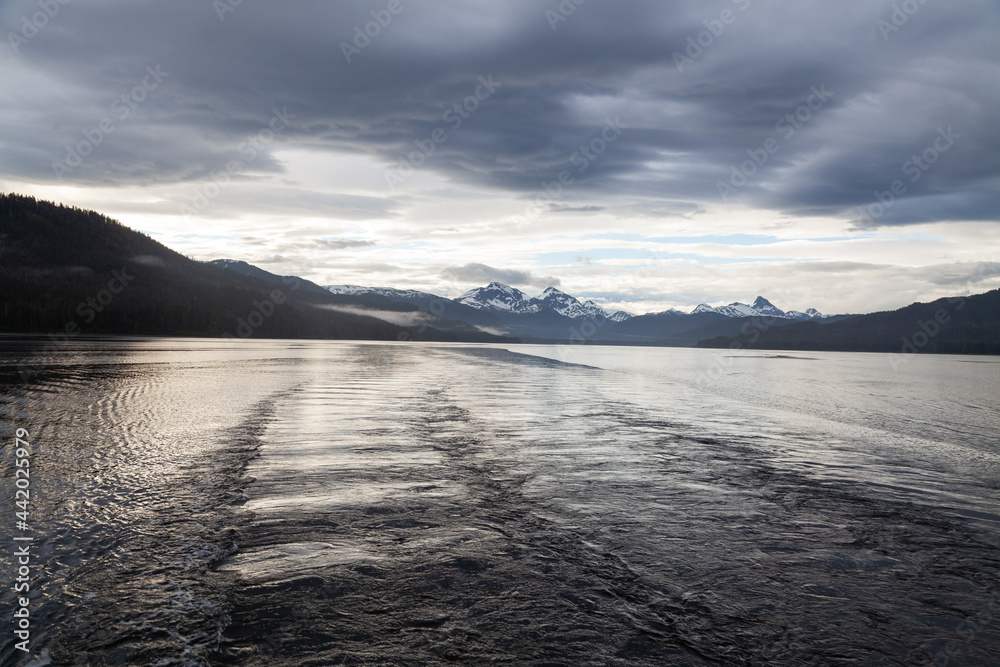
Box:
[2,0,999,315]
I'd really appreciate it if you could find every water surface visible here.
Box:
[1,338,998,665]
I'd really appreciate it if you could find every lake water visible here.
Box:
[2,338,999,665]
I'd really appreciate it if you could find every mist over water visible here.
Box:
[2,338,998,665]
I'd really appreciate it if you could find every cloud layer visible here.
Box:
[2,0,998,313]
[440,263,560,289]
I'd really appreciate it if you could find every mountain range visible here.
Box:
[0,194,510,344]
[2,193,997,354]
[457,282,632,321]
[324,281,839,343]
[699,291,1000,355]
[690,296,830,321]
[329,283,832,323]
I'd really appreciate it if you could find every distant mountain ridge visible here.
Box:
[690,296,830,320]
[0,194,512,343]
[329,281,833,324]
[698,289,1000,355]
[325,284,441,302]
[326,281,632,341]
[456,282,633,322]
[322,281,844,344]
[6,193,993,354]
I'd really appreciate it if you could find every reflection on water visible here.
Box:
[1,338,998,665]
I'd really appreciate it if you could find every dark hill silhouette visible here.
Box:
[0,193,510,343]
[697,290,1000,355]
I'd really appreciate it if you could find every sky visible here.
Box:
[2,0,999,316]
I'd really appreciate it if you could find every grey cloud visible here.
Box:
[311,239,375,251]
[440,262,560,288]
[922,261,1000,287]
[260,238,374,258]
[0,0,997,226]
[170,187,399,221]
[249,254,292,265]
[794,261,886,273]
[548,204,604,213]
[343,262,411,273]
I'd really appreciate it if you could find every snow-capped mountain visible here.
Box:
[604,309,634,323]
[691,296,830,320]
[458,282,543,314]
[749,296,786,318]
[326,285,439,301]
[789,307,826,320]
[536,287,632,322]
[321,280,828,324]
[459,283,632,321]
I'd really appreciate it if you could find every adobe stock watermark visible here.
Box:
[673,0,751,72]
[213,0,244,21]
[877,0,933,41]
[340,0,405,63]
[552,304,624,355]
[912,593,1000,666]
[178,107,295,220]
[51,65,169,179]
[717,85,833,201]
[7,0,70,55]
[17,267,135,383]
[510,116,627,225]
[852,127,960,227]
[886,258,997,371]
[551,250,665,358]
[699,287,807,381]
[11,427,35,655]
[886,298,965,371]
[384,75,501,189]
[545,0,587,31]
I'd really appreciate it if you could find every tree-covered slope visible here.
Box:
[0,193,502,342]
[697,290,1000,355]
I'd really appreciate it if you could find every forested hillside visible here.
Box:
[698,290,1000,355]
[0,193,487,341]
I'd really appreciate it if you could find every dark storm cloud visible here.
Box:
[2,0,998,226]
[440,262,560,288]
[548,204,605,213]
[924,261,1000,287]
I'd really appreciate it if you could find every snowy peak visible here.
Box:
[580,298,631,322]
[530,287,633,321]
[714,302,760,318]
[691,297,829,320]
[326,284,379,295]
[459,283,633,321]
[486,281,524,296]
[606,310,633,323]
[535,287,594,319]
[326,285,438,300]
[750,296,785,318]
[325,280,634,322]
[459,283,540,313]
